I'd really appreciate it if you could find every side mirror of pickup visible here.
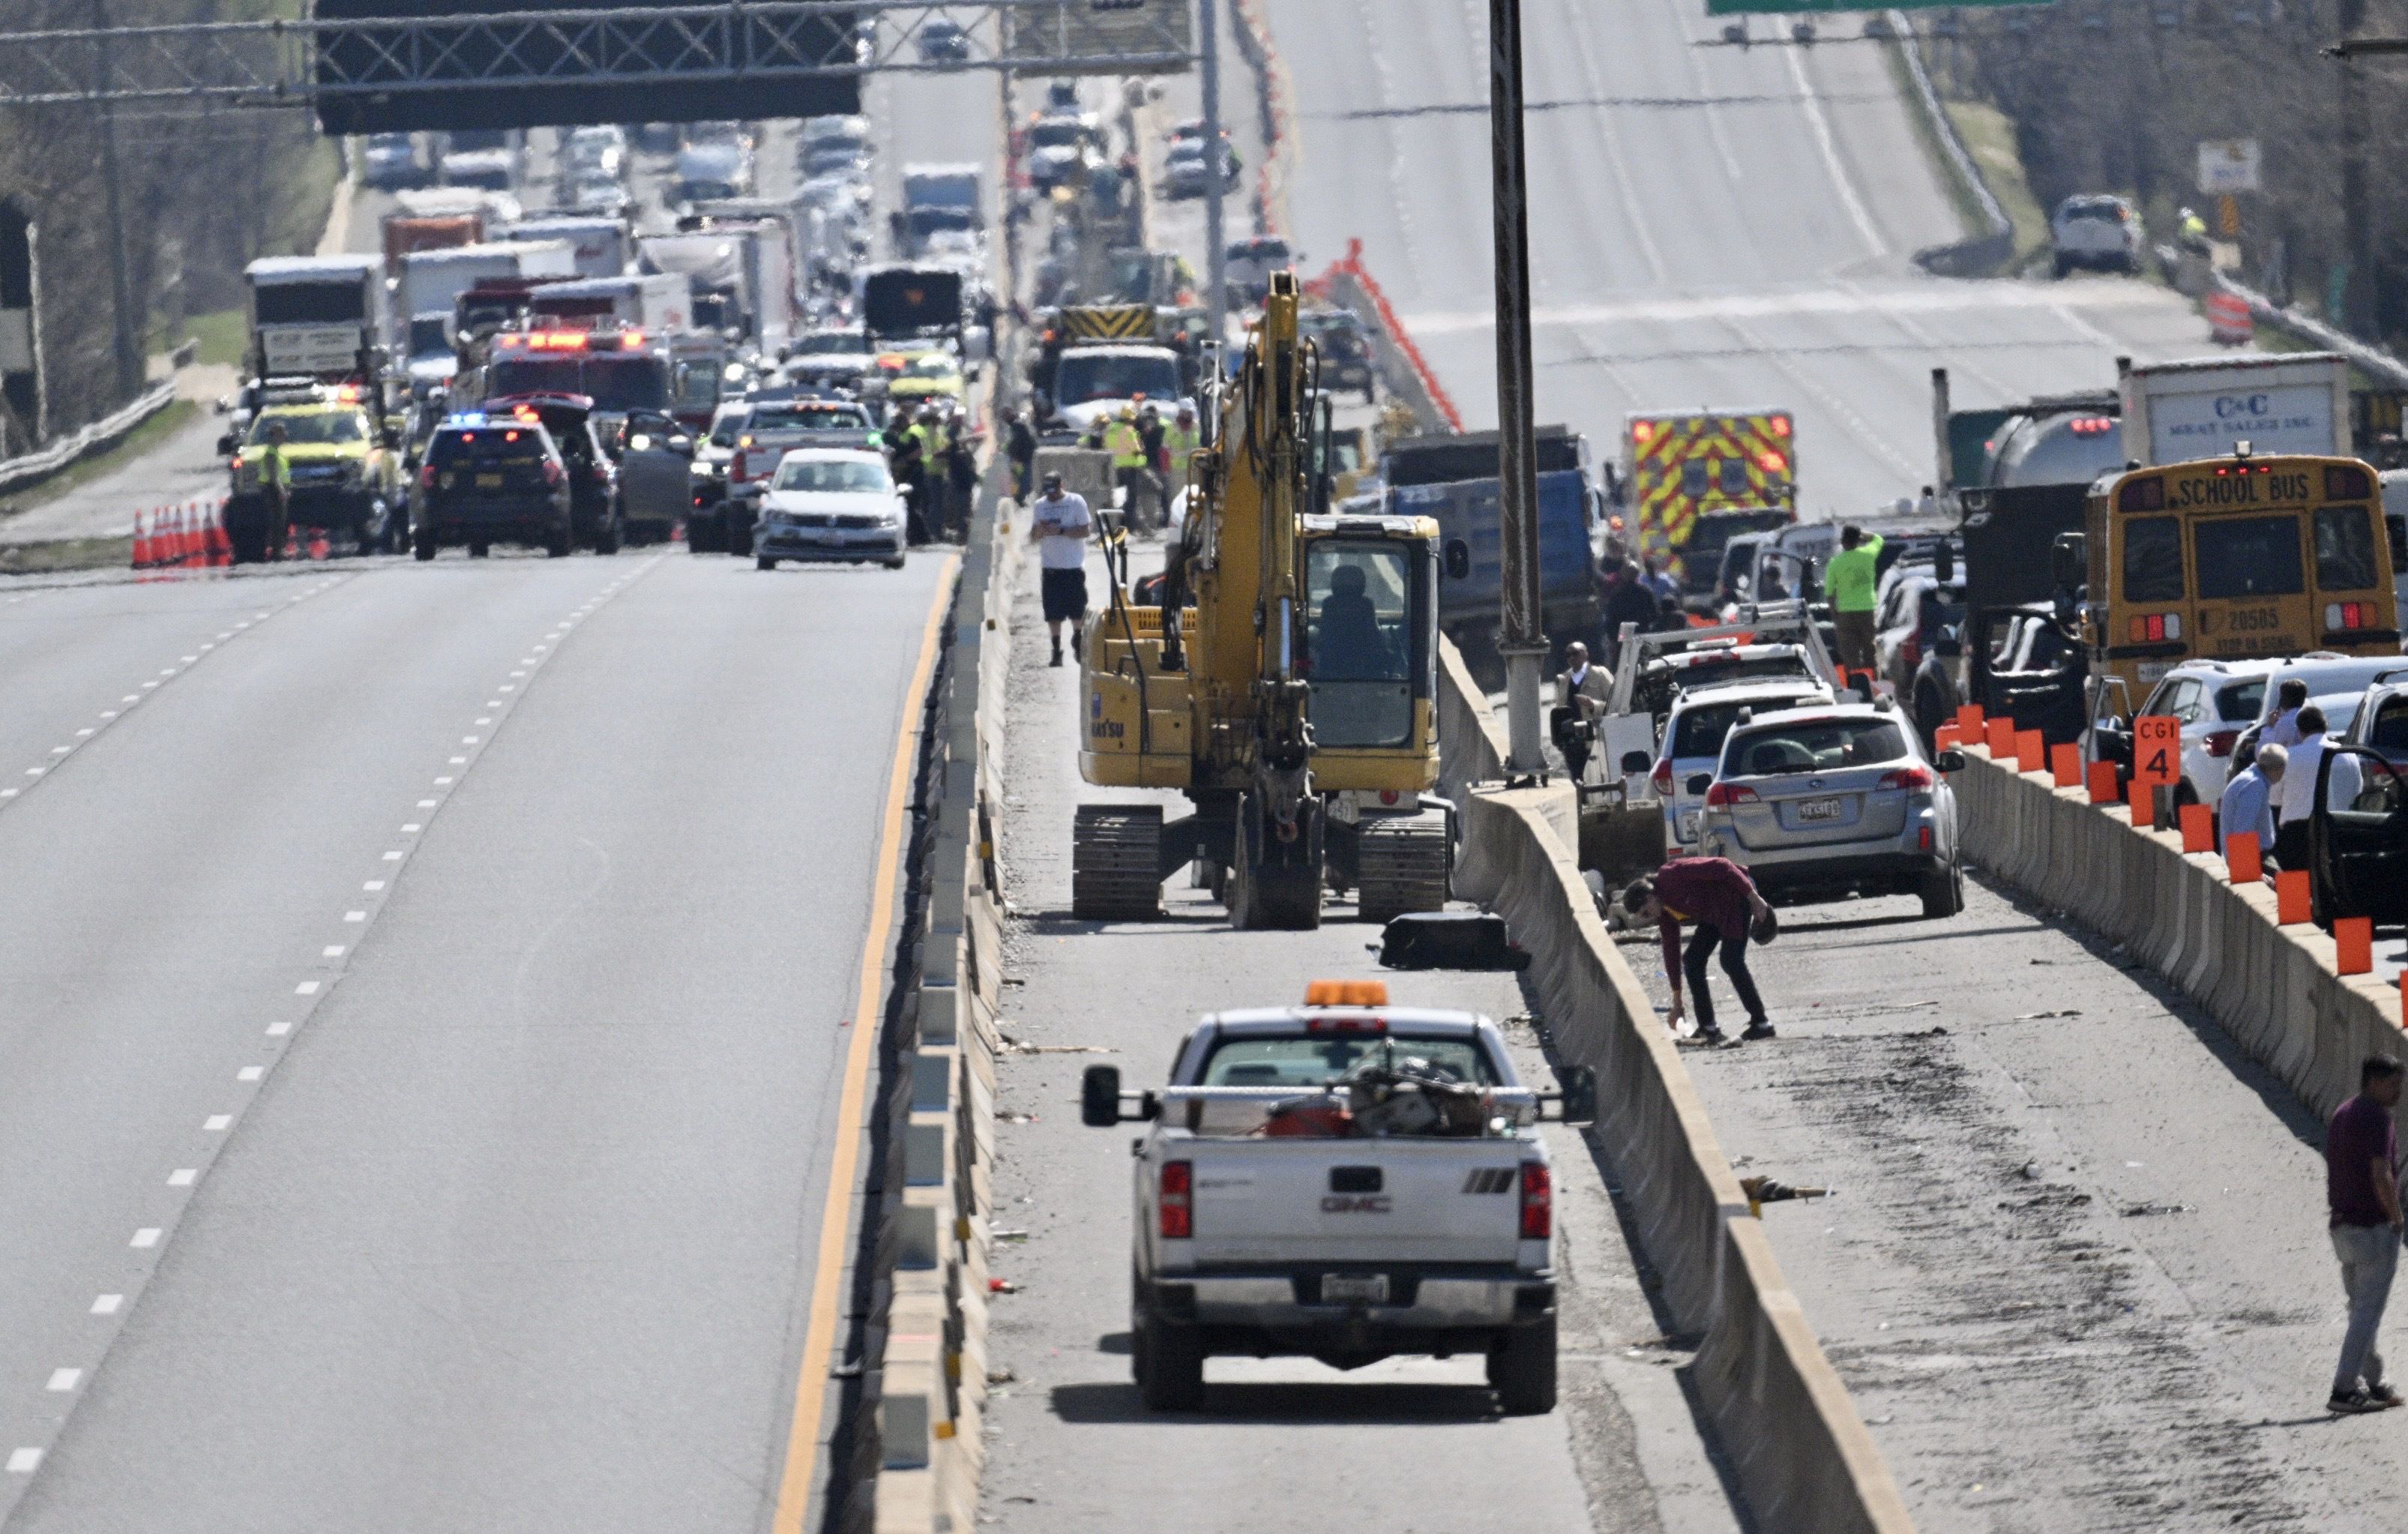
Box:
[1554,1065,1598,1125]
[1082,1064,1123,1127]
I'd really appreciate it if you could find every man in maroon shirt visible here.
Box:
[1621,857,1775,1046]
[2327,1053,2406,1413]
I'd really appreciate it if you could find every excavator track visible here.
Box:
[1355,814,1452,924]
[1072,804,1165,920]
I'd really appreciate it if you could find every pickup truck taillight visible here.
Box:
[1159,1159,1194,1239]
[1519,1161,1551,1240]
[2203,729,2239,759]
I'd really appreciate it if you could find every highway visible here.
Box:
[1270,0,2218,520]
[0,553,950,1530]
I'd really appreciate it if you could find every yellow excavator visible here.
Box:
[1071,272,1452,929]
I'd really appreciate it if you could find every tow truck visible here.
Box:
[1082,979,1594,1413]
[221,381,405,561]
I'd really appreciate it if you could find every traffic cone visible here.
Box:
[283,529,298,561]
[181,505,201,568]
[130,509,151,570]
[307,529,329,561]
[160,508,181,568]
[205,504,232,567]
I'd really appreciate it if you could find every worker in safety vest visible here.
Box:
[1826,524,1884,675]
[256,420,292,560]
[1103,403,1157,532]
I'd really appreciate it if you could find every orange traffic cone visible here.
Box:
[307,529,329,561]
[130,509,151,570]
[283,529,298,560]
[206,505,232,567]
[182,506,201,568]
[187,503,205,567]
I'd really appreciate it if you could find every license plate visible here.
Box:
[1678,810,1701,841]
[475,473,504,488]
[1321,1273,1389,1305]
[1796,797,1842,822]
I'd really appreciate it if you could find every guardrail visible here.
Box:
[1441,646,1916,1533]
[1888,11,2012,279]
[1951,739,2404,1120]
[842,473,1017,1533]
[0,379,178,499]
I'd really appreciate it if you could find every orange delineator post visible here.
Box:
[2015,728,2045,773]
[1986,718,2016,757]
[1936,723,1961,751]
[1956,703,1984,739]
[2227,831,2263,884]
[2087,761,2119,804]
[2050,742,2080,787]
[2277,870,2311,925]
[2128,781,2155,827]
[2179,801,2213,853]
[2337,917,2374,975]
[2399,972,2407,1029]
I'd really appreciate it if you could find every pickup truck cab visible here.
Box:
[1083,982,1594,1415]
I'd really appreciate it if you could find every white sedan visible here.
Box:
[751,449,909,571]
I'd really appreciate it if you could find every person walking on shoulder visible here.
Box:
[2326,1053,2405,1414]
[1622,858,1775,1046]
[1028,472,1095,668]
[1827,524,1884,674]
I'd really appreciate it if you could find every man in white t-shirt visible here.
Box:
[2276,703,2332,870]
[1029,472,1095,667]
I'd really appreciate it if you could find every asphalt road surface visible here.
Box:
[979,544,1747,1534]
[0,550,948,1531]
[1267,0,2223,521]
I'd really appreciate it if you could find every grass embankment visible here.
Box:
[0,537,134,576]
[0,398,201,520]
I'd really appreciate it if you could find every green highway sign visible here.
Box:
[1706,1,2050,13]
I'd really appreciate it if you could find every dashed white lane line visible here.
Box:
[1,561,666,1497]
[0,575,347,822]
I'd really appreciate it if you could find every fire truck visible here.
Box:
[1620,408,1797,599]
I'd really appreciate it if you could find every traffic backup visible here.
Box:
[1082,982,1595,1414]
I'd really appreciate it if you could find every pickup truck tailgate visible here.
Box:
[1181,1140,1526,1266]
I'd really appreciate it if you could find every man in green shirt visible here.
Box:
[1826,523,1882,674]
[256,420,292,561]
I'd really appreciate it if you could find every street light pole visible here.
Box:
[92,0,142,403]
[1200,0,1226,346]
[1488,0,1544,775]
[2339,0,2378,336]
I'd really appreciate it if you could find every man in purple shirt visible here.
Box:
[1621,857,1775,1046]
[2326,1053,2406,1413]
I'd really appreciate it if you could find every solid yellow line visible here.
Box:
[772,553,963,1534]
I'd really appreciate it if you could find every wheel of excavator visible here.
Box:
[1355,814,1453,925]
[1072,804,1165,920]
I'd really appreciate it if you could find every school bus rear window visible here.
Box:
[2122,517,2184,602]
[2315,505,2383,591]
[2194,517,2304,600]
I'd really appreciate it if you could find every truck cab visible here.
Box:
[1083,983,1592,1414]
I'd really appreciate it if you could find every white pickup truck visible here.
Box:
[1081,984,1595,1414]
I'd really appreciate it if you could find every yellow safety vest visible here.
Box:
[1104,419,1145,469]
[1164,424,1200,459]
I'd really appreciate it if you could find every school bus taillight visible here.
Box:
[2128,613,2182,643]
[2327,601,2371,631]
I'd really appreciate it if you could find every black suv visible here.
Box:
[413,415,580,559]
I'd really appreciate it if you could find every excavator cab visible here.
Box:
[1071,272,1452,930]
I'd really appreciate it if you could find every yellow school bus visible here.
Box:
[2080,451,2401,718]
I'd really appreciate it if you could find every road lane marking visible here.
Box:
[364,880,385,891]
[167,1170,196,1187]
[88,1296,118,1317]
[382,850,403,861]
[266,1023,290,1037]
[237,1067,263,1083]
[203,1116,229,1132]
[45,1371,77,1393]
[771,555,959,1534]
[345,911,366,922]
[8,1450,38,1473]
[129,1230,158,1250]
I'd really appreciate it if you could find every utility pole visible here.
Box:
[91,0,142,402]
[1200,0,1226,347]
[1488,0,1544,775]
[2339,0,2377,336]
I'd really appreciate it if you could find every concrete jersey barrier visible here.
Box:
[1442,641,1916,1533]
[1952,743,2405,1122]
